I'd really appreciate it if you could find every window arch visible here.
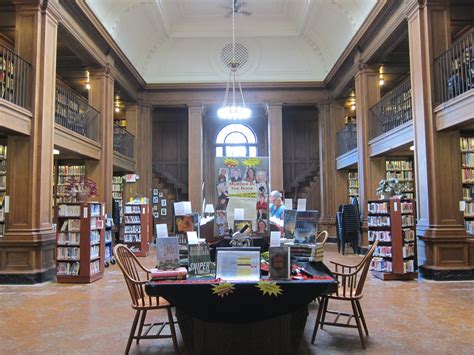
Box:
[215,123,258,157]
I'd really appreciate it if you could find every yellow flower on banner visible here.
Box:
[243,158,261,167]
[212,282,235,298]
[223,158,240,168]
[256,281,283,297]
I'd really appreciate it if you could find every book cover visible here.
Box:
[175,214,198,235]
[150,266,187,279]
[294,210,319,243]
[156,237,180,269]
[233,219,253,236]
[188,243,215,278]
[283,210,297,238]
[269,246,290,279]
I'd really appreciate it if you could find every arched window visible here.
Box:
[215,123,258,157]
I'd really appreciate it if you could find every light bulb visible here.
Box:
[379,78,385,86]
[115,107,120,113]
[217,106,251,119]
[351,104,356,111]
[85,83,90,90]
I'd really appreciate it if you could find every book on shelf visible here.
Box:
[385,160,413,171]
[269,246,290,279]
[124,205,141,214]
[90,260,100,275]
[58,232,80,245]
[156,237,180,270]
[60,219,81,232]
[460,137,474,152]
[57,204,81,217]
[57,246,80,260]
[57,261,80,276]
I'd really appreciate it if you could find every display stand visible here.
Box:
[123,203,151,257]
[56,202,105,283]
[368,197,417,280]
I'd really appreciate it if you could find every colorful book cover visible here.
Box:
[294,210,319,243]
[174,213,199,235]
[150,266,187,279]
[233,219,253,236]
[156,237,180,269]
[188,243,215,278]
[269,246,290,279]
[283,210,297,238]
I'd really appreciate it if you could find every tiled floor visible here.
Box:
[0,244,473,354]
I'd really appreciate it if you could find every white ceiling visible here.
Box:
[86,0,377,83]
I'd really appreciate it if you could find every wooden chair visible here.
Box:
[114,244,179,354]
[311,241,378,349]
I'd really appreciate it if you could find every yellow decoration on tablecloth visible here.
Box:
[256,281,283,297]
[223,158,240,168]
[212,282,235,298]
[243,158,261,167]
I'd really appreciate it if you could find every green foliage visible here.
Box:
[376,178,402,197]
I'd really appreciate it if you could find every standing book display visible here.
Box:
[56,202,105,283]
[368,197,417,280]
[123,203,151,257]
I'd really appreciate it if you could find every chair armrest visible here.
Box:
[332,269,359,277]
[330,260,356,270]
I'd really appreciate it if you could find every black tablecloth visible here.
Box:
[145,262,337,323]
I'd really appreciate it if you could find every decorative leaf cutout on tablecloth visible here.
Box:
[212,282,235,298]
[256,281,283,297]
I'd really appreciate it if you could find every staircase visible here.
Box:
[285,165,320,209]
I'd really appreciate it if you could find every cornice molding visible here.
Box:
[145,81,326,91]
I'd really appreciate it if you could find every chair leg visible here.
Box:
[351,300,366,349]
[320,297,329,330]
[355,300,369,336]
[136,309,147,344]
[311,296,326,344]
[126,310,141,355]
[167,307,180,355]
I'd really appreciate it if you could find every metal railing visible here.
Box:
[113,124,134,159]
[0,45,31,109]
[370,77,412,139]
[336,123,357,157]
[434,28,473,105]
[55,82,101,142]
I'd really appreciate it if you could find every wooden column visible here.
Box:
[87,63,114,213]
[0,0,60,283]
[188,105,203,212]
[319,102,346,236]
[407,0,469,279]
[355,66,385,248]
[267,103,284,191]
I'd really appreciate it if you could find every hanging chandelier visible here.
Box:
[217,0,251,120]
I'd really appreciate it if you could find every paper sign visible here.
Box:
[187,231,199,245]
[234,208,245,220]
[393,202,398,212]
[284,198,293,210]
[460,201,466,212]
[270,231,281,247]
[183,201,192,215]
[4,196,9,213]
[155,224,168,238]
[174,202,185,216]
[297,198,307,211]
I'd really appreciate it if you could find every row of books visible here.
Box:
[349,188,359,197]
[402,229,415,241]
[461,168,474,182]
[349,180,359,188]
[124,215,140,224]
[371,258,415,273]
[124,225,141,234]
[57,247,80,260]
[464,220,474,235]
[58,165,85,176]
[373,245,393,257]
[402,243,416,258]
[90,230,100,245]
[124,234,141,242]
[90,260,100,275]
[124,205,141,214]
[463,186,474,201]
[58,232,80,245]
[368,216,390,227]
[112,184,122,192]
[0,175,6,189]
[90,204,101,217]
[368,230,391,242]
[400,202,414,213]
[368,202,388,214]
[463,202,474,216]
[0,144,7,159]
[461,152,474,167]
[112,176,123,184]
[90,245,100,259]
[386,160,413,171]
[58,204,81,217]
[60,219,80,232]
[386,171,414,181]
[460,137,474,152]
[112,191,122,200]
[401,215,415,227]
[105,230,113,243]
[57,261,80,276]
[399,182,415,192]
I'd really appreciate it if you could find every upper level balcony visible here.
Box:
[113,124,134,159]
[336,123,358,170]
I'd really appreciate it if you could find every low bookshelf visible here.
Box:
[368,197,417,281]
[56,202,105,283]
[123,203,151,257]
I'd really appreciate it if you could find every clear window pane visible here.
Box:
[216,147,223,157]
[226,146,247,157]
[249,146,257,157]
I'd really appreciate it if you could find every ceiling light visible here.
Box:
[85,83,90,90]
[115,107,120,113]
[409,145,415,151]
[379,78,385,86]
[53,149,60,155]
[218,0,251,120]
[351,104,356,111]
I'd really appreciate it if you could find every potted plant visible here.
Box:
[376,178,402,200]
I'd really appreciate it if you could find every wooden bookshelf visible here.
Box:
[460,136,474,235]
[123,203,151,257]
[56,202,105,283]
[385,158,415,200]
[348,169,359,201]
[55,162,86,204]
[368,197,417,281]
[0,144,6,238]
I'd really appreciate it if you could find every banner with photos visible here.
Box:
[214,157,269,237]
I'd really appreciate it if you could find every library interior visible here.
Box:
[0,0,473,354]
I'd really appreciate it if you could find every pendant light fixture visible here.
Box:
[217,0,251,120]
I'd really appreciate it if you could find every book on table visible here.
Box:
[156,236,180,270]
[269,246,290,279]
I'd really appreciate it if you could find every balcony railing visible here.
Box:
[434,28,473,105]
[55,82,101,142]
[336,123,357,157]
[370,77,412,139]
[0,45,31,109]
[113,124,134,159]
